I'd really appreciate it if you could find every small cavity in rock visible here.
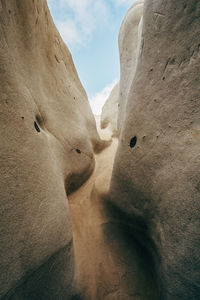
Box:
[36,114,43,127]
[34,121,40,133]
[130,136,137,148]
[76,149,81,154]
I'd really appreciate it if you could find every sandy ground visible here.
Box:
[68,116,157,300]
[68,116,117,298]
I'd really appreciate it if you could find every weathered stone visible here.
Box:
[101,82,119,137]
[0,0,103,299]
[110,0,200,299]
[118,0,144,131]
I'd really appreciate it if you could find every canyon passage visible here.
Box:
[0,0,200,300]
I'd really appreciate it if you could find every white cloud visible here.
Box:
[47,0,108,48]
[47,0,136,47]
[56,20,80,46]
[114,0,136,7]
[89,79,118,115]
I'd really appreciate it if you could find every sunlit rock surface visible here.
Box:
[101,82,119,137]
[118,0,144,132]
[0,0,103,299]
[101,0,144,138]
[110,0,200,299]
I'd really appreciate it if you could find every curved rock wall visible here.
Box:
[101,82,119,137]
[0,0,102,299]
[118,0,144,132]
[110,0,200,299]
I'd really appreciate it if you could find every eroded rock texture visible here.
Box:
[101,82,119,137]
[0,0,103,299]
[118,0,144,132]
[110,0,200,299]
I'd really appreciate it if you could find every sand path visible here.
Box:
[68,117,157,300]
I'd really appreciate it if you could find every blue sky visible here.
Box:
[47,0,135,114]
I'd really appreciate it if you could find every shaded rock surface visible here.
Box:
[0,0,104,299]
[110,0,200,299]
[101,83,119,137]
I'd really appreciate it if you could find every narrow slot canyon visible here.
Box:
[68,117,157,299]
[0,0,199,300]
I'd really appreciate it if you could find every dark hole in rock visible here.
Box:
[21,116,24,120]
[162,76,165,80]
[69,182,75,193]
[35,114,44,127]
[54,55,59,63]
[76,149,81,154]
[74,97,76,100]
[9,10,11,14]
[130,136,137,148]
[34,121,40,133]
[150,68,153,71]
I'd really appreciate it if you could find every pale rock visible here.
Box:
[0,0,104,299]
[110,0,200,299]
[118,0,144,131]
[101,82,119,137]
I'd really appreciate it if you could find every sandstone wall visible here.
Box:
[0,0,102,299]
[101,82,119,137]
[110,0,200,299]
[118,0,144,132]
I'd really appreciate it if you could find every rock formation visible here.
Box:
[101,82,119,137]
[0,0,104,299]
[110,0,200,299]
[118,0,144,132]
[1,0,200,299]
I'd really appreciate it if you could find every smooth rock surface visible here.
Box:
[110,0,200,299]
[0,0,103,299]
[101,82,119,137]
[118,0,144,132]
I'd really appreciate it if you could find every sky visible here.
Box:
[47,0,135,114]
